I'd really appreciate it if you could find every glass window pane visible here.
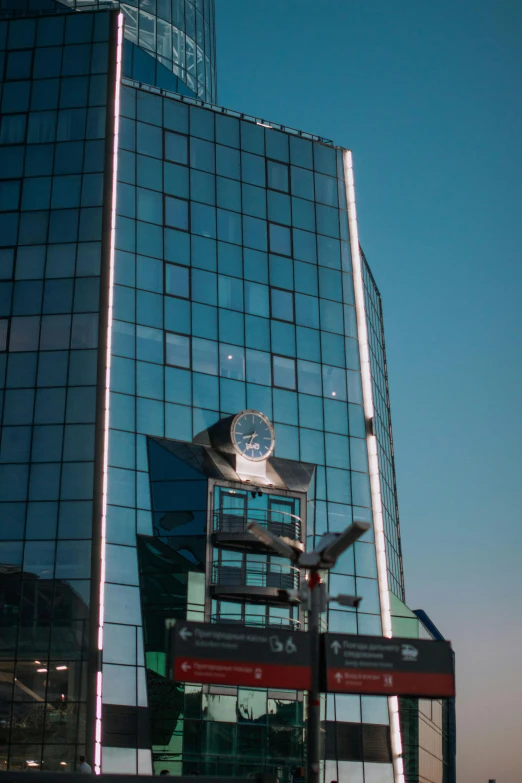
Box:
[270,288,294,322]
[165,263,189,298]
[273,355,295,390]
[55,539,91,578]
[165,130,188,164]
[192,337,218,375]
[246,349,271,386]
[297,360,322,396]
[190,137,215,173]
[323,365,347,401]
[165,332,190,368]
[218,275,243,311]
[267,160,289,192]
[219,343,245,380]
[165,196,189,230]
[269,223,291,256]
[9,316,40,351]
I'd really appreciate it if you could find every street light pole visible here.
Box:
[307,569,322,783]
[247,519,370,783]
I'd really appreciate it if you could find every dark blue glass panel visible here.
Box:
[215,114,239,148]
[290,136,313,169]
[216,144,240,179]
[267,160,289,193]
[166,332,190,368]
[272,355,296,390]
[190,137,215,174]
[166,263,189,298]
[165,196,189,230]
[165,130,188,164]
[241,152,265,187]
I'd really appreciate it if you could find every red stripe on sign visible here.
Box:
[174,658,312,690]
[327,668,455,698]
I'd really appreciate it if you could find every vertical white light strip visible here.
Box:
[343,150,405,783]
[95,13,124,775]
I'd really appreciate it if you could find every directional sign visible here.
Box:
[324,633,455,698]
[171,621,311,690]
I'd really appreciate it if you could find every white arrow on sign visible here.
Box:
[330,640,341,654]
[334,672,343,683]
[179,627,193,641]
[181,662,191,673]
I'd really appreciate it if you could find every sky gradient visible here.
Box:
[215,2,522,780]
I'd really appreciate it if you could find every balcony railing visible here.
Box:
[211,561,299,591]
[211,614,301,631]
[214,508,302,543]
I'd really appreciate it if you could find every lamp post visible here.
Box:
[247,519,370,783]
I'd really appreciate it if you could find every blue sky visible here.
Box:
[215,2,522,780]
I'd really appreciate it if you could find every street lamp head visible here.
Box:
[332,593,363,608]
[314,521,371,567]
[246,520,297,561]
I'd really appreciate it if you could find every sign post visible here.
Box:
[171,620,311,690]
[323,633,455,698]
[246,519,371,783]
[171,515,455,783]
[171,623,455,783]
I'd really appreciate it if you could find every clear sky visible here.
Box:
[215,1,522,780]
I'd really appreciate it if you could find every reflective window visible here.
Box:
[272,355,296,390]
[267,159,289,193]
[268,222,291,256]
[270,288,294,322]
[165,331,190,368]
[165,195,189,230]
[166,262,190,298]
[165,130,188,164]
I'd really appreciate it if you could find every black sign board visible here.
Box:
[323,633,455,698]
[172,621,311,690]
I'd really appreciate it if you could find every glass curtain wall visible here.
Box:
[361,251,404,600]
[105,81,396,781]
[55,0,216,102]
[0,10,115,772]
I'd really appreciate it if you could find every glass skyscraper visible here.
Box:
[0,2,450,781]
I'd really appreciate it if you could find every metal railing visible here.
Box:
[214,508,302,542]
[211,561,299,591]
[211,613,301,630]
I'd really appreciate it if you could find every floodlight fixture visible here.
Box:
[246,520,297,561]
[332,593,363,608]
[313,532,341,554]
[297,552,322,569]
[276,588,304,605]
[316,520,371,566]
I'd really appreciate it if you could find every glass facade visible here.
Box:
[0,9,116,772]
[0,0,216,101]
[57,0,216,102]
[361,252,404,600]
[99,81,395,779]
[0,2,432,782]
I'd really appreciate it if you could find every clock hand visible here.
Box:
[244,431,258,447]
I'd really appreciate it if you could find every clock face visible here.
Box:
[231,410,275,462]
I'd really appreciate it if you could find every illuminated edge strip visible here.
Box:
[342,150,405,783]
[95,13,124,774]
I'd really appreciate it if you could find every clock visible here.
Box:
[231,410,275,462]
